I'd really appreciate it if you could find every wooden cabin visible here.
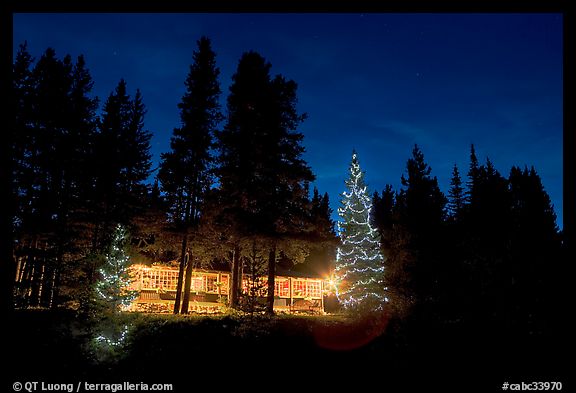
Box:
[127,264,326,314]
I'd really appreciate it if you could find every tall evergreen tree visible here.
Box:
[310,187,336,240]
[509,165,561,334]
[11,43,35,245]
[448,164,465,220]
[12,47,100,308]
[466,144,479,204]
[68,55,99,207]
[397,145,447,318]
[27,48,73,240]
[214,51,314,313]
[311,186,321,220]
[372,185,413,317]
[53,54,100,308]
[470,158,511,240]
[399,145,447,232]
[371,185,395,234]
[443,162,470,323]
[123,88,152,199]
[95,79,132,232]
[158,37,222,314]
[465,156,512,325]
[8,42,35,312]
[335,151,387,314]
[94,79,152,244]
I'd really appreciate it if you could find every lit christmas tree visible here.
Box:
[336,151,387,312]
[96,224,137,311]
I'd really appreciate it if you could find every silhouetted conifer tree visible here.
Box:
[214,51,314,314]
[158,36,222,314]
[11,46,100,308]
[396,145,447,320]
[509,165,561,334]
[448,164,465,221]
[94,79,152,244]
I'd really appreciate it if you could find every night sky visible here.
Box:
[12,13,563,229]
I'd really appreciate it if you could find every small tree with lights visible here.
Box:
[90,224,136,359]
[95,224,137,312]
[336,151,387,314]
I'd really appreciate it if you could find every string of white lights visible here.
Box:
[95,324,130,347]
[335,152,388,311]
[96,225,137,309]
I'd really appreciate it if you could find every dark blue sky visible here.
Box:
[13,13,563,228]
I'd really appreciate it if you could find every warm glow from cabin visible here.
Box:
[126,264,327,314]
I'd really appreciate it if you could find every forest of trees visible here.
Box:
[371,145,563,335]
[8,37,563,335]
[8,38,336,315]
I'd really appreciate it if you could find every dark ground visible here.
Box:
[5,310,570,392]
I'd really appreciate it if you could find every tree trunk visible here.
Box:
[39,262,49,307]
[29,253,42,307]
[238,253,243,302]
[47,250,60,310]
[49,239,65,309]
[266,245,276,315]
[230,245,240,309]
[48,266,59,309]
[180,252,193,314]
[20,249,33,306]
[173,232,187,314]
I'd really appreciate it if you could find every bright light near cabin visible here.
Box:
[324,274,339,295]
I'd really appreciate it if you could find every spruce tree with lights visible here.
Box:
[336,151,387,313]
[95,224,137,312]
[88,224,136,357]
